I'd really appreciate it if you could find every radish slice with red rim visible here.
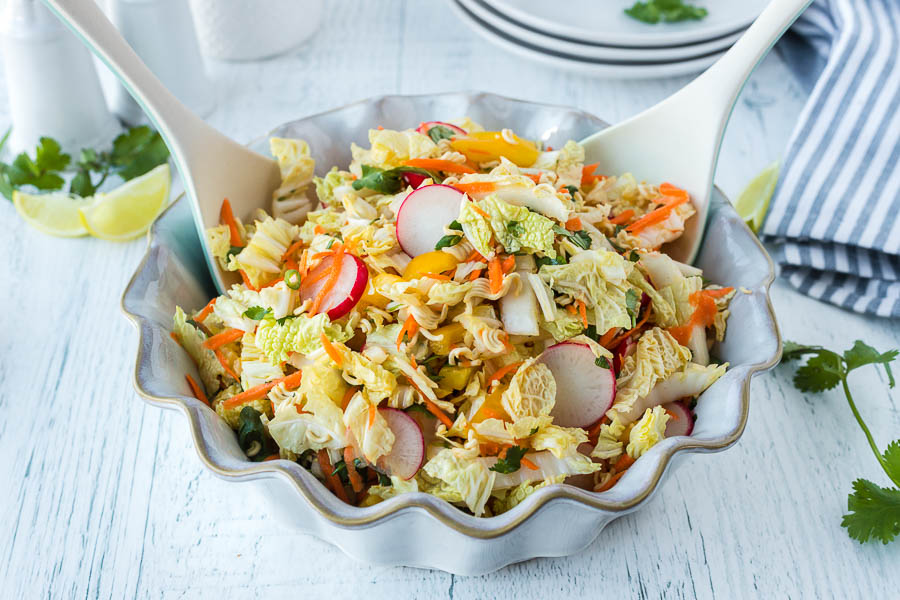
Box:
[395,184,465,257]
[539,342,616,428]
[376,407,425,480]
[417,121,467,138]
[663,401,694,437]
[299,253,368,320]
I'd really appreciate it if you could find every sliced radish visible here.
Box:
[401,170,430,189]
[613,337,637,374]
[417,121,467,137]
[376,407,425,480]
[299,253,368,320]
[539,342,616,428]
[395,184,465,257]
[663,401,694,437]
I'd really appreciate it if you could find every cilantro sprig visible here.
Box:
[352,164,436,194]
[782,340,900,544]
[0,125,170,200]
[625,0,708,24]
[489,446,528,474]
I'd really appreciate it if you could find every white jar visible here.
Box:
[188,0,323,61]
[104,0,214,124]
[0,0,119,154]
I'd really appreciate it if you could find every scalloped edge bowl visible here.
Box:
[121,92,781,575]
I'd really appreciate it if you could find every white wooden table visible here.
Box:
[2,2,898,598]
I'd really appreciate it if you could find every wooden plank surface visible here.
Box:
[1,1,898,597]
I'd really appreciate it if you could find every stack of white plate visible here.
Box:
[449,0,767,79]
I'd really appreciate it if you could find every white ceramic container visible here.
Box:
[188,0,323,61]
[121,92,781,575]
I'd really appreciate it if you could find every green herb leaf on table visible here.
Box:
[490,445,528,474]
[625,0,708,24]
[782,339,900,544]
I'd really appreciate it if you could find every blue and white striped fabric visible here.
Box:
[762,0,900,317]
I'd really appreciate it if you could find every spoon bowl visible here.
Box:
[579,0,812,263]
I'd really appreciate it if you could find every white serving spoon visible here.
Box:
[580,0,813,263]
[43,0,281,293]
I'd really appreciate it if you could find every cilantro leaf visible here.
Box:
[110,126,170,180]
[507,220,525,237]
[243,306,272,320]
[883,440,900,485]
[793,351,843,392]
[435,234,462,250]
[627,250,640,262]
[625,288,640,328]
[5,137,70,191]
[426,125,457,144]
[595,356,610,369]
[841,479,900,544]
[528,426,539,436]
[843,340,898,387]
[563,185,579,197]
[625,0,708,24]
[489,446,528,474]
[535,254,567,269]
[781,340,825,361]
[553,225,591,250]
[448,220,463,231]
[352,164,435,194]
[237,406,271,461]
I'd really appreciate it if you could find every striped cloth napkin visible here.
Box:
[762,0,900,317]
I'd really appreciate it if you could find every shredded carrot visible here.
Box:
[468,269,483,281]
[214,349,240,381]
[367,404,377,429]
[341,386,358,410]
[263,454,280,461]
[343,446,364,493]
[577,299,588,329]
[314,224,325,235]
[498,446,509,460]
[305,263,332,286]
[310,250,335,261]
[284,258,298,272]
[222,371,302,410]
[466,249,486,262]
[521,456,539,470]
[703,286,735,299]
[658,182,689,200]
[298,249,309,278]
[665,408,679,421]
[587,415,611,441]
[310,245,343,315]
[607,307,651,350]
[320,332,343,366]
[170,331,181,345]
[281,240,304,261]
[613,452,636,471]
[565,216,582,231]
[220,198,243,247]
[401,158,477,174]
[598,327,619,348]
[565,304,577,315]
[596,470,626,492]
[581,163,606,185]
[625,196,690,234]
[452,181,498,195]
[668,290,719,345]
[195,297,217,322]
[481,442,502,457]
[239,270,258,291]
[487,362,522,387]
[317,449,350,503]
[260,277,283,289]
[396,313,419,349]
[423,272,451,281]
[608,209,635,225]
[488,257,503,294]
[185,374,208,406]
[423,397,454,429]
[470,203,491,219]
[524,172,542,184]
[202,328,244,350]
[501,255,516,273]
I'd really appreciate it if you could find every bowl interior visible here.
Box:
[123,92,779,534]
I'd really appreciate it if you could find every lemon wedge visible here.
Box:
[733,161,780,233]
[13,190,90,237]
[78,164,170,241]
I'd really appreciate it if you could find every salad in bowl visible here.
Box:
[171,118,735,518]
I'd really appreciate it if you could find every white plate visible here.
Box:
[484,0,766,47]
[461,0,743,62]
[450,0,724,80]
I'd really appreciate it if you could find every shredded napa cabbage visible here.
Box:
[421,440,496,517]
[173,306,231,394]
[458,194,556,259]
[626,405,670,458]
[254,313,352,364]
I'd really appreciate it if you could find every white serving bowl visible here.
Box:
[122,92,781,575]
